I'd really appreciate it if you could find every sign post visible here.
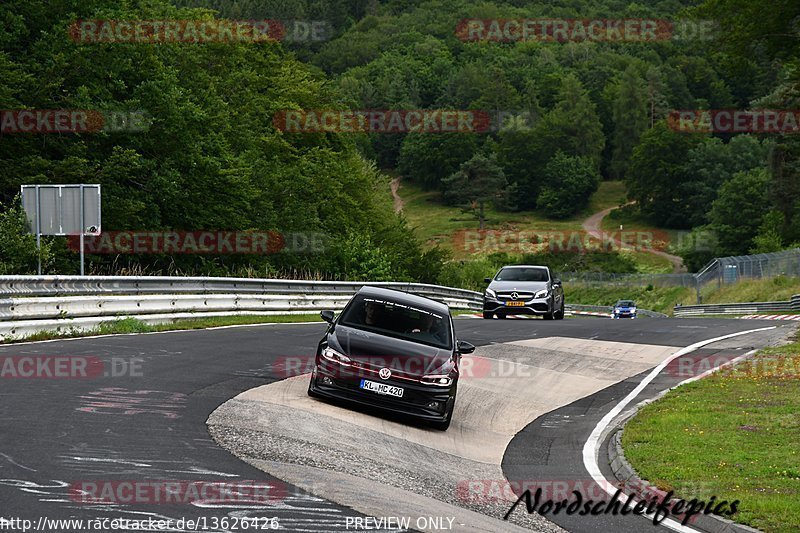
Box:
[20,184,101,276]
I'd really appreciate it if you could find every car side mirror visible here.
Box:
[457,340,475,354]
[320,310,335,324]
[484,277,492,283]
[553,278,561,285]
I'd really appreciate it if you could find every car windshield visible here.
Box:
[495,267,549,282]
[617,301,635,307]
[339,295,452,349]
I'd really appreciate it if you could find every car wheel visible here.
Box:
[482,311,493,319]
[431,397,454,431]
[555,303,565,320]
[543,311,554,320]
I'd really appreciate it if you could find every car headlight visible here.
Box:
[421,375,453,387]
[321,346,351,365]
[630,308,637,312]
[484,288,496,298]
[534,289,549,299]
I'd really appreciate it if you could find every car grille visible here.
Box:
[349,359,421,381]
[496,291,535,300]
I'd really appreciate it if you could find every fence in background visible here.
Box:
[694,248,800,290]
[562,248,800,303]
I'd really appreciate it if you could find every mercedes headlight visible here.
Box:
[533,289,549,299]
[484,288,496,298]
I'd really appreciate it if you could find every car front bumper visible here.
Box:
[482,296,552,315]
[308,359,455,422]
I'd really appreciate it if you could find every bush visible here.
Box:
[0,198,53,275]
[335,234,397,281]
[537,152,600,219]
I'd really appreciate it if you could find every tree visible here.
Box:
[626,120,705,228]
[768,139,800,243]
[0,197,54,275]
[751,211,785,254]
[537,152,599,219]
[397,133,478,191]
[496,122,548,210]
[692,0,800,64]
[539,75,605,170]
[708,168,771,256]
[610,65,648,180]
[442,153,511,230]
[645,66,670,127]
[679,136,767,227]
[0,0,432,279]
[497,75,604,211]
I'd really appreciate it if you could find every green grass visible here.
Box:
[700,276,800,305]
[401,180,582,253]
[622,340,800,532]
[587,180,627,213]
[601,206,688,259]
[2,314,323,344]
[398,179,676,273]
[618,249,674,274]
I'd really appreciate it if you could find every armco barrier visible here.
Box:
[0,276,482,341]
[673,295,800,316]
[0,275,480,299]
[0,276,668,341]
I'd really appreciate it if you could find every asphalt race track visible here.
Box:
[0,317,793,533]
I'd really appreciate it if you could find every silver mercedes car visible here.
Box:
[482,265,565,320]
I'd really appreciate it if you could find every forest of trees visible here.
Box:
[300,0,798,269]
[1,0,799,278]
[0,0,442,280]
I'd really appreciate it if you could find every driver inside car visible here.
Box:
[363,300,381,327]
[408,313,445,344]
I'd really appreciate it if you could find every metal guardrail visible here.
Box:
[0,275,481,299]
[0,275,673,340]
[0,276,483,340]
[673,295,800,316]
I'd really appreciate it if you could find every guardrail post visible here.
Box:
[695,275,700,304]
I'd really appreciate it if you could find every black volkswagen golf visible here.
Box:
[308,286,474,430]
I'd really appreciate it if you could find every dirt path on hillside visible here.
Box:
[390,177,404,213]
[581,204,686,273]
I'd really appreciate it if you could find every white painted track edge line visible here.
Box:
[582,326,777,533]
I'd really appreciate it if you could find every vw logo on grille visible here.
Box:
[379,368,392,380]
[510,291,519,300]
